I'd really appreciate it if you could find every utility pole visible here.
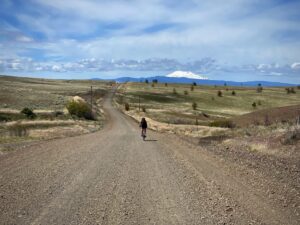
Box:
[90,86,93,109]
[138,95,140,112]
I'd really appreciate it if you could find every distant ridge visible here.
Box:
[92,76,296,87]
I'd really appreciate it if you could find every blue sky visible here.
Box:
[0,0,300,83]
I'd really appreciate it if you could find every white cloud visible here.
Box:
[291,62,300,70]
[15,35,33,42]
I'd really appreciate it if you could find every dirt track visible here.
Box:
[0,90,299,225]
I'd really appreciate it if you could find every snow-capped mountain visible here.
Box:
[166,71,208,80]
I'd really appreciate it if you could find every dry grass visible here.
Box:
[0,75,110,145]
[116,82,300,127]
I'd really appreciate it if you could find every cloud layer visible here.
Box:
[0,0,300,82]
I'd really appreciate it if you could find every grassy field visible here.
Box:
[0,75,111,145]
[116,82,300,126]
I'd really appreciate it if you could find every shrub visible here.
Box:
[286,87,296,94]
[142,106,146,112]
[164,83,168,87]
[257,100,262,105]
[217,90,222,97]
[211,97,215,101]
[193,82,197,86]
[151,83,155,87]
[264,114,271,126]
[173,88,177,94]
[256,83,263,93]
[124,102,130,111]
[53,111,64,117]
[281,127,300,145]
[297,85,300,90]
[21,107,36,119]
[252,102,257,108]
[190,85,194,91]
[209,119,235,128]
[184,90,189,95]
[192,102,197,110]
[0,114,11,122]
[231,90,236,96]
[145,79,149,84]
[66,100,95,120]
[8,122,28,137]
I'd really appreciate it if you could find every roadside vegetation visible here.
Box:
[115,81,300,153]
[0,75,111,146]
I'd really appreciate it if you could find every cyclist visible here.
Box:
[139,118,148,140]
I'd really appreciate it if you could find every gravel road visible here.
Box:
[0,90,299,225]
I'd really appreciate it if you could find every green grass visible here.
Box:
[117,82,300,125]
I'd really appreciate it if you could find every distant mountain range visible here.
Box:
[92,76,296,87]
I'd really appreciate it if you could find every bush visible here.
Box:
[21,107,36,119]
[66,100,95,120]
[281,127,300,145]
[142,106,146,112]
[297,85,300,90]
[0,114,11,122]
[164,83,168,87]
[286,87,296,94]
[190,85,194,91]
[124,102,130,111]
[145,79,149,84]
[8,122,28,137]
[252,102,257,108]
[173,88,177,95]
[209,119,235,128]
[193,82,197,86]
[257,100,262,105]
[217,90,222,97]
[192,102,197,110]
[184,90,189,95]
[231,90,236,96]
[256,83,263,93]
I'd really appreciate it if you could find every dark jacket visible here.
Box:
[140,120,147,129]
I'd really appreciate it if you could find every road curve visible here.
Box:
[0,90,299,225]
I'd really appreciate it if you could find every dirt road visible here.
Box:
[0,91,299,225]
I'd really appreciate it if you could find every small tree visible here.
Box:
[164,83,168,87]
[173,88,177,94]
[257,83,263,93]
[231,90,236,96]
[184,90,189,95]
[192,102,197,110]
[190,85,194,91]
[193,82,197,86]
[252,102,257,108]
[217,90,222,97]
[151,83,155,88]
[297,85,300,90]
[21,107,36,119]
[224,82,227,86]
[124,102,130,111]
[152,79,158,84]
[145,79,149,84]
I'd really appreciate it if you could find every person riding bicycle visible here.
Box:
[140,118,147,139]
